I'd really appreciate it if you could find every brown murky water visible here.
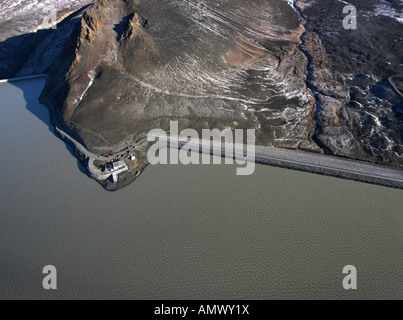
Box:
[0,78,402,299]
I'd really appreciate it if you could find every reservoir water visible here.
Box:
[0,78,402,299]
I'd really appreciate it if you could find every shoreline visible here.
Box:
[0,74,47,83]
[4,76,403,190]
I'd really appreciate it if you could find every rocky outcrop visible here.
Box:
[294,0,403,167]
[43,0,318,154]
[40,0,403,189]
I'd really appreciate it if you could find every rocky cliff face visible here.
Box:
[43,0,318,155]
[40,0,403,189]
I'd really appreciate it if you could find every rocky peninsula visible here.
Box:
[36,0,403,190]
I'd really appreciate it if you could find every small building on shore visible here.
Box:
[103,160,128,183]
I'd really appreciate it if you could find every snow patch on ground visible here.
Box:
[0,0,92,41]
[372,0,403,23]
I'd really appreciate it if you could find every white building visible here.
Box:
[103,160,128,183]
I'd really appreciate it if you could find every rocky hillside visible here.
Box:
[43,0,319,156]
[295,0,403,167]
[39,0,403,190]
